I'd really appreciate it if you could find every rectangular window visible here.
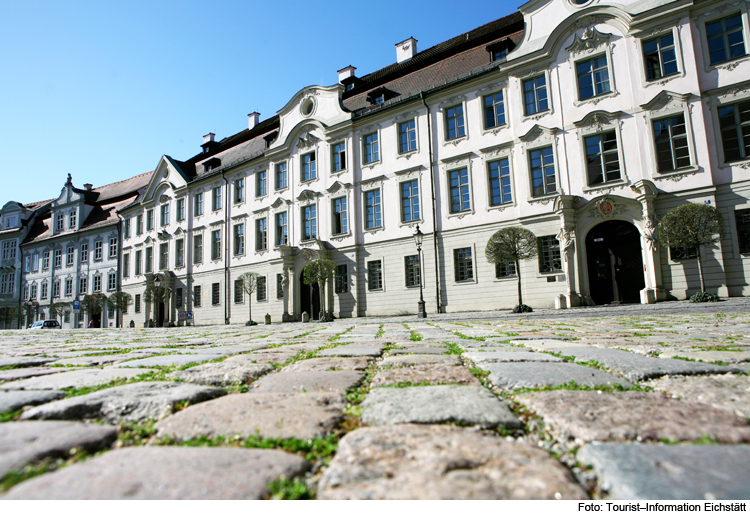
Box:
[577,55,610,100]
[123,254,130,278]
[669,246,697,260]
[368,260,383,291]
[69,210,76,229]
[160,204,170,226]
[234,279,244,304]
[108,273,116,291]
[175,288,183,309]
[136,214,143,235]
[332,142,346,172]
[332,197,348,235]
[66,247,74,267]
[400,180,420,222]
[405,255,421,287]
[53,280,60,298]
[80,243,88,262]
[524,75,548,115]
[211,230,222,260]
[643,33,679,81]
[193,234,203,264]
[193,286,201,307]
[496,261,517,278]
[301,152,316,181]
[30,284,37,300]
[135,250,142,275]
[488,159,513,206]
[585,132,621,185]
[492,49,508,61]
[234,224,245,255]
[147,210,154,231]
[79,277,87,296]
[530,147,556,197]
[159,243,168,270]
[56,214,64,232]
[42,251,50,270]
[718,100,750,162]
[94,240,103,261]
[735,209,750,253]
[212,283,220,305]
[445,105,465,140]
[135,294,141,313]
[194,194,204,216]
[449,168,471,213]
[363,132,379,164]
[275,213,287,246]
[483,92,506,129]
[65,278,73,297]
[175,239,184,267]
[257,276,267,302]
[302,205,317,240]
[145,247,153,273]
[256,171,267,197]
[54,249,62,269]
[64,312,70,323]
[706,14,746,65]
[124,218,131,238]
[399,119,417,153]
[234,178,245,203]
[257,218,269,250]
[1,241,17,260]
[212,187,222,211]
[538,236,562,273]
[32,253,39,272]
[365,189,382,229]
[109,237,117,258]
[277,274,284,299]
[276,162,288,189]
[177,199,185,221]
[653,115,690,173]
[93,275,102,293]
[41,282,48,300]
[454,248,473,282]
[335,264,348,293]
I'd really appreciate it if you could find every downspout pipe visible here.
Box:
[222,169,230,324]
[18,245,24,329]
[420,91,442,314]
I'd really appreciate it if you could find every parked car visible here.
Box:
[29,320,61,330]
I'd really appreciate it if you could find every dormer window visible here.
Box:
[4,215,18,229]
[344,82,355,92]
[487,39,515,63]
[366,87,398,106]
[203,158,221,173]
[492,49,508,61]
[374,94,385,104]
[203,146,210,154]
[69,210,76,229]
[56,214,64,232]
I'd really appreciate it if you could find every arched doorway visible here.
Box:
[586,220,645,305]
[299,275,320,320]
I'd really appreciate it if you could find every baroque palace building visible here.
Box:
[5,0,750,327]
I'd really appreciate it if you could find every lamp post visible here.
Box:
[413,225,426,319]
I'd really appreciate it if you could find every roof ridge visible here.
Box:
[91,170,154,191]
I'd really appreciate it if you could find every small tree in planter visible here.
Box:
[81,293,107,327]
[657,203,726,301]
[106,292,133,328]
[302,259,336,321]
[485,226,538,313]
[238,272,259,325]
[49,302,72,325]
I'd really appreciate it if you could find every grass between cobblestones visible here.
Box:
[0,449,96,492]
[0,409,22,422]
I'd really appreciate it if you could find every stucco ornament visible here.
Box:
[589,197,627,218]
[557,229,575,261]
[566,28,612,57]
[643,215,658,251]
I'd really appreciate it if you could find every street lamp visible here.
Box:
[153,275,161,288]
[413,225,426,319]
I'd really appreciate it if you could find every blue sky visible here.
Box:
[1,0,518,205]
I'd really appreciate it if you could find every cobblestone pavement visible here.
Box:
[1,299,750,499]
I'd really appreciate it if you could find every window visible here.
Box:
[135,250,142,275]
[41,282,48,300]
[65,278,73,297]
[24,255,30,272]
[576,55,610,100]
[93,275,102,293]
[405,255,421,287]
[0,273,13,294]
[363,132,379,164]
[4,216,17,229]
[123,254,130,278]
[234,178,245,203]
[32,253,39,272]
[109,237,117,259]
[177,199,185,221]
[257,218,269,250]
[66,247,74,267]
[234,279,244,304]
[495,262,517,278]
[194,194,204,216]
[302,205,317,240]
[52,280,60,298]
[23,284,28,301]
[368,260,383,291]
[211,230,222,260]
[159,243,168,270]
[193,234,203,264]
[29,284,37,300]
[194,286,201,307]
[257,276,267,301]
[445,105,465,140]
[1,241,16,260]
[335,264,348,293]
[108,272,116,291]
[401,181,420,222]
[80,243,88,262]
[653,115,690,172]
[275,213,287,246]
[79,277,87,295]
[538,236,562,273]
[669,246,697,260]
[735,209,750,253]
[524,75,548,115]
[145,247,153,273]
[256,171,267,197]
[488,159,513,206]
[449,168,471,213]
[276,162,288,189]
[365,190,382,229]
[399,119,417,153]
[454,248,474,282]
[42,251,50,270]
[69,210,77,229]
[212,187,222,211]
[277,274,284,299]
[234,224,245,255]
[147,210,154,231]
[643,33,679,81]
[135,294,141,313]
[94,241,103,261]
[706,14,746,65]
[585,132,621,185]
[212,283,220,305]
[56,214,64,232]
[54,249,62,269]
[160,204,170,226]
[332,142,346,172]
[301,152,316,181]
[175,239,184,267]
[332,197,348,235]
[136,214,143,235]
[530,147,557,197]
[175,288,183,308]
[718,100,750,162]
[484,92,506,129]
[492,49,508,61]
[124,218,131,238]
[64,312,70,323]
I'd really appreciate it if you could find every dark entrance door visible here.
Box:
[157,301,165,326]
[586,220,645,305]
[299,275,320,320]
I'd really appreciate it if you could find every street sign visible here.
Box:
[72,300,80,312]
[178,312,194,320]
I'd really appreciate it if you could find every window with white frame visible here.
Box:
[93,275,101,293]
[448,168,471,213]
[194,194,204,216]
[718,100,750,163]
[136,214,143,235]
[405,255,421,287]
[363,132,379,164]
[234,178,245,203]
[643,33,679,81]
[56,214,64,232]
[335,264,348,293]
[301,153,316,182]
[52,279,60,298]
[29,283,37,300]
[212,187,222,211]
[193,286,201,307]
[276,162,288,189]
[257,276,267,302]
[69,210,77,229]
[123,254,130,278]
[80,243,88,262]
[65,278,73,297]
[523,75,548,115]
[653,115,691,173]
[66,247,74,267]
[401,180,420,222]
[212,283,220,305]
[193,234,203,263]
[274,213,287,246]
[159,243,168,270]
[368,260,383,291]
[94,240,103,261]
[145,246,153,273]
[109,237,117,258]
[233,224,245,255]
[42,251,50,270]
[41,282,48,300]
[706,13,746,65]
[332,142,346,172]
[444,105,465,140]
[488,159,513,206]
[398,119,417,153]
[211,230,221,261]
[454,248,474,282]
[1,241,16,260]
[32,253,39,272]
[529,147,557,197]
[234,279,244,304]
[177,199,185,221]
[576,55,611,100]
[79,276,87,296]
[4,215,17,229]
[147,210,154,230]
[124,218,131,238]
[160,203,170,226]
[175,239,184,267]
[256,171,267,196]
[135,250,142,275]
[365,189,382,229]
[302,205,317,240]
[332,197,348,235]
[584,132,621,185]
[108,272,116,291]
[256,218,268,250]
[0,273,12,294]
[54,249,62,269]
[538,236,562,273]
[483,92,506,129]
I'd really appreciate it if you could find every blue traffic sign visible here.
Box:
[72,300,81,310]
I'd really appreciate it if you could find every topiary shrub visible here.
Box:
[512,304,533,313]
[689,292,720,303]
[245,320,258,326]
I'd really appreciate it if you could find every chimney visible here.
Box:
[203,133,215,145]
[396,37,418,63]
[248,112,260,129]
[337,65,357,84]
[83,183,93,191]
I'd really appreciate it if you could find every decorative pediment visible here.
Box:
[566,28,612,57]
[640,91,694,114]
[173,226,185,236]
[573,111,622,131]
[394,165,424,181]
[326,181,351,194]
[159,194,170,203]
[440,152,473,169]
[391,110,419,125]
[519,124,559,144]
[297,132,319,150]
[361,175,386,189]
[270,198,291,209]
[297,189,320,203]
[157,230,170,241]
[143,236,153,244]
[480,141,514,160]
